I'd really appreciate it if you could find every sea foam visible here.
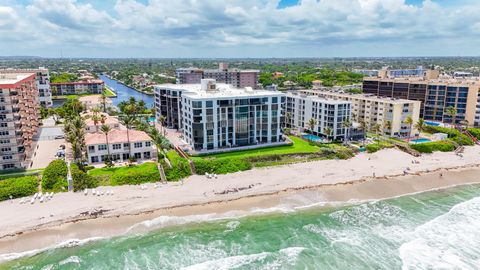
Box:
[399,196,480,270]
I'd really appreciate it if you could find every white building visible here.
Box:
[155,79,286,152]
[286,92,352,141]
[299,90,421,137]
[0,67,52,107]
[85,130,156,164]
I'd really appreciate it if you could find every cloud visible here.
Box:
[0,0,480,57]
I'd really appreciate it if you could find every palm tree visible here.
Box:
[403,115,414,142]
[342,119,352,142]
[158,115,166,135]
[459,119,469,130]
[323,127,333,141]
[371,123,381,144]
[358,120,367,132]
[100,124,112,164]
[119,115,135,158]
[383,120,392,136]
[285,112,292,128]
[99,93,107,113]
[64,116,86,162]
[307,118,317,134]
[414,118,426,134]
[445,106,457,127]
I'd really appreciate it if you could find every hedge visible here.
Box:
[71,164,98,191]
[410,140,456,153]
[467,128,480,140]
[42,160,68,192]
[193,158,252,175]
[163,151,191,181]
[366,144,381,153]
[110,163,160,185]
[424,126,474,146]
[0,176,38,201]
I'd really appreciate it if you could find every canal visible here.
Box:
[99,74,154,108]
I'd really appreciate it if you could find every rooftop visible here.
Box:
[155,82,284,99]
[286,92,350,105]
[85,129,151,145]
[51,79,104,85]
[0,73,35,87]
[300,89,421,105]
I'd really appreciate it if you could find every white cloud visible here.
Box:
[1,0,480,57]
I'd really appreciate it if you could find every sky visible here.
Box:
[0,0,479,58]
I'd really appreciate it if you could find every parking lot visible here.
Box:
[29,127,66,169]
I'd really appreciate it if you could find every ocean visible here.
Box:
[2,183,480,269]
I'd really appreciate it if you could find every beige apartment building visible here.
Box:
[0,73,40,171]
[176,63,260,89]
[299,90,421,137]
[363,72,480,127]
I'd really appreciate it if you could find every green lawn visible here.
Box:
[192,136,320,160]
[104,87,117,97]
[88,162,157,177]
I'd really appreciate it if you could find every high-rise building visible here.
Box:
[175,63,260,89]
[155,79,285,152]
[0,73,40,171]
[0,68,52,107]
[299,90,421,137]
[363,75,480,126]
[285,92,352,141]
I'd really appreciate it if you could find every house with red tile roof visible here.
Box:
[85,129,156,164]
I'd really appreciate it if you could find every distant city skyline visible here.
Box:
[1,0,480,58]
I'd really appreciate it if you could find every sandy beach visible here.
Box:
[1,146,480,257]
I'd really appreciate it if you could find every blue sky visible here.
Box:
[0,0,479,58]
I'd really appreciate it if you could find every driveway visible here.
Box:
[29,127,66,169]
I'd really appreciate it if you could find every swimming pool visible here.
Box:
[302,134,325,142]
[425,121,440,126]
[410,138,432,144]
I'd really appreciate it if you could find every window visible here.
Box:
[112,144,121,150]
[123,143,129,148]
[91,156,99,163]
[98,144,107,151]
[0,123,7,127]
[2,155,13,160]
[134,142,143,148]
[143,152,151,159]
[0,131,9,136]
[3,164,15,169]
[134,152,142,159]
[145,141,151,147]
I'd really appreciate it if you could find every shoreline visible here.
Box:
[1,147,480,258]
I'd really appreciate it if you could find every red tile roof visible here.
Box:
[85,129,152,145]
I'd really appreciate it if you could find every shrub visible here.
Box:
[163,151,191,181]
[194,158,252,175]
[71,164,98,191]
[410,140,455,153]
[467,128,480,140]
[110,163,160,185]
[42,160,68,192]
[0,176,38,201]
[424,126,474,146]
[366,144,381,153]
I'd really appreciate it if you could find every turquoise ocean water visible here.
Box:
[2,183,480,269]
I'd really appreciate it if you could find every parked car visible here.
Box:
[54,135,65,140]
[59,145,66,150]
